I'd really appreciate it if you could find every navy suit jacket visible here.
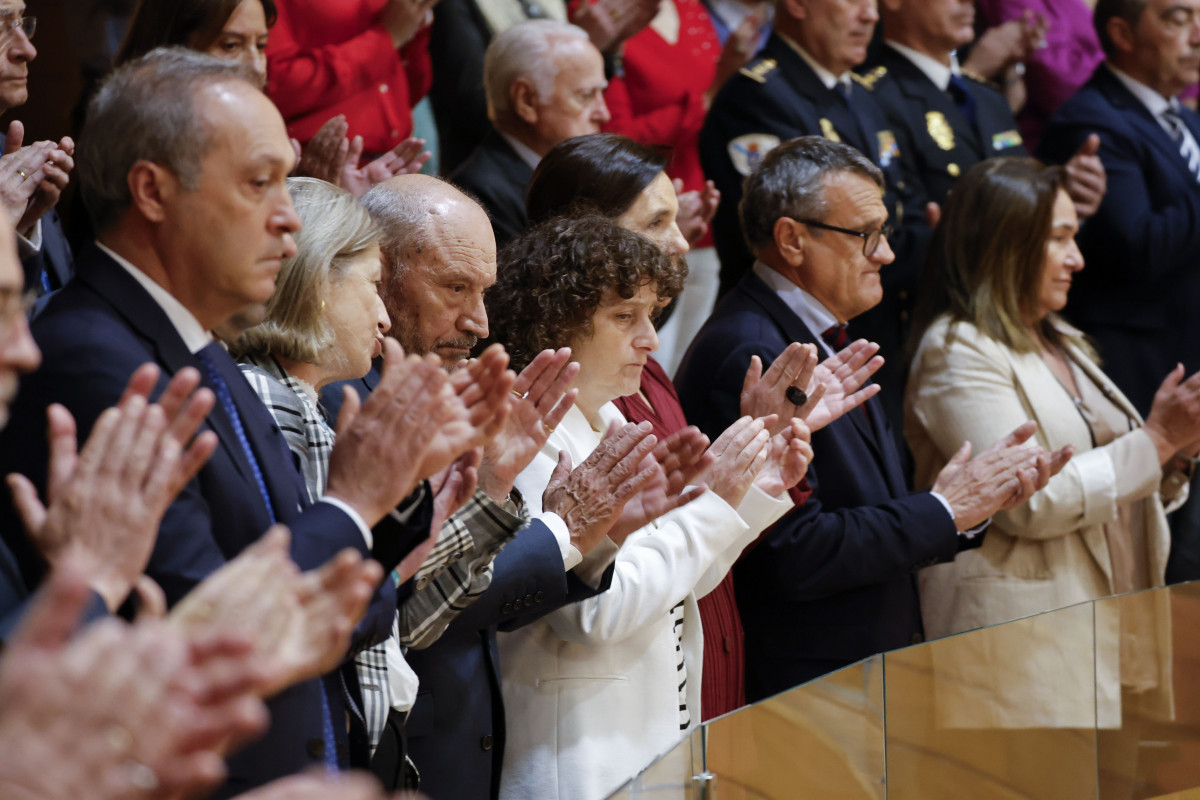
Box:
[675,273,960,700]
[0,246,431,796]
[451,129,533,249]
[1039,64,1200,414]
[324,367,611,800]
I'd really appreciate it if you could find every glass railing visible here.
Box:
[608,582,1200,799]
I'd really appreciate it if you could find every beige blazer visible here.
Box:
[905,315,1183,727]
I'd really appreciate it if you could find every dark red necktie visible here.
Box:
[822,324,849,351]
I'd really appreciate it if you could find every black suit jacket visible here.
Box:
[0,246,431,796]
[867,45,1028,208]
[325,369,612,800]
[1039,64,1200,415]
[675,272,961,700]
[451,129,533,248]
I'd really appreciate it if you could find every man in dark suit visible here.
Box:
[1039,0,1200,582]
[677,136,1059,699]
[868,0,1105,215]
[452,20,610,246]
[0,49,507,797]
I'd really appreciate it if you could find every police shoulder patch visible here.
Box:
[739,58,778,84]
[851,65,888,91]
[727,133,782,176]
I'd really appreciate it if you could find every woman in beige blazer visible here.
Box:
[905,158,1200,727]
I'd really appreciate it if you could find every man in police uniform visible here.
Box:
[699,0,926,444]
[868,0,1107,214]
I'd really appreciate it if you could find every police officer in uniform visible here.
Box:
[698,0,927,448]
[867,0,1106,213]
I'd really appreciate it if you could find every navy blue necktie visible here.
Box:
[947,74,978,129]
[195,345,342,770]
[194,343,276,524]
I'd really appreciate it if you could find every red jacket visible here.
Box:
[267,0,433,154]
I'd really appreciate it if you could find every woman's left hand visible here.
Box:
[752,418,813,497]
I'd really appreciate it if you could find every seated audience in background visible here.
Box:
[491,213,811,800]
[323,173,670,799]
[0,1,75,296]
[453,20,610,245]
[1038,0,1200,583]
[429,0,657,175]
[978,0,1105,151]
[677,136,1067,700]
[869,0,1106,219]
[0,48,512,797]
[117,0,428,197]
[265,0,434,164]
[524,131,882,721]
[907,154,1198,653]
[599,0,761,374]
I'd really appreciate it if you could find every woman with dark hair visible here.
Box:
[490,212,810,800]
[906,157,1200,727]
[528,133,697,374]
[118,0,277,86]
[524,131,879,722]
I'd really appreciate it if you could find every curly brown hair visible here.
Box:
[489,213,686,371]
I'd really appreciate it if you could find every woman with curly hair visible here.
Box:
[488,212,812,800]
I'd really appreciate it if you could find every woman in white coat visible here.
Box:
[488,213,812,800]
[905,157,1200,728]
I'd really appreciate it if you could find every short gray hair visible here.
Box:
[483,20,591,124]
[739,136,885,254]
[77,47,258,233]
[230,178,379,364]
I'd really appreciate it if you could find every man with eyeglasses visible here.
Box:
[677,136,1064,698]
[0,2,75,299]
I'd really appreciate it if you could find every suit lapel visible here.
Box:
[769,37,872,156]
[883,49,985,159]
[1095,66,1191,169]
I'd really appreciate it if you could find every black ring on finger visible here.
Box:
[785,385,807,406]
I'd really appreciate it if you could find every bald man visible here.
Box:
[321,174,622,798]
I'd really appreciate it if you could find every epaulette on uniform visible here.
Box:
[962,69,1000,90]
[739,58,778,84]
[851,65,887,91]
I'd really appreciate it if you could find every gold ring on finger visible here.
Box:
[16,169,26,180]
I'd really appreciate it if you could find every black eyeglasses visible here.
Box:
[0,16,34,41]
[793,218,894,257]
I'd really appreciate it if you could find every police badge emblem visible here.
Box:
[925,111,955,151]
[727,134,781,177]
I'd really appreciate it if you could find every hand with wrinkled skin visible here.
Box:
[1143,364,1200,464]
[607,425,712,544]
[479,348,579,501]
[0,560,268,800]
[694,416,772,509]
[9,363,217,612]
[342,136,432,198]
[753,418,813,497]
[673,179,720,246]
[571,0,658,53]
[18,134,72,236]
[932,421,1070,531]
[0,122,58,232]
[292,115,348,184]
[326,338,460,527]
[542,421,661,555]
[432,344,515,478]
[170,526,383,698]
[379,0,439,49]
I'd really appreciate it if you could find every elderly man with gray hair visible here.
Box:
[450,19,609,245]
